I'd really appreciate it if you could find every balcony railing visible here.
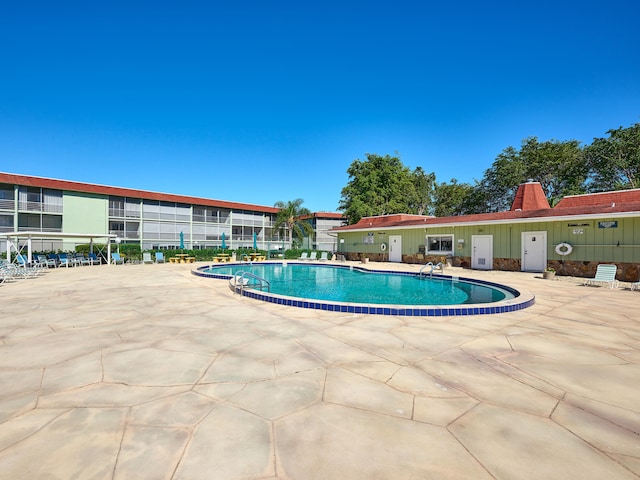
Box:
[0,199,15,210]
[17,226,63,232]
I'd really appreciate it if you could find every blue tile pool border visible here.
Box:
[192,262,535,316]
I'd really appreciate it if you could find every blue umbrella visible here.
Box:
[221,232,227,250]
[253,232,257,251]
[179,231,184,249]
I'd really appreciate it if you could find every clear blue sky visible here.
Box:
[1,1,639,212]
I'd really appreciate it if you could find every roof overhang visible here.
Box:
[0,231,118,240]
[332,211,640,233]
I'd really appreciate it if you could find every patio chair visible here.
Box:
[309,251,317,261]
[319,252,328,261]
[298,252,308,261]
[39,254,57,268]
[47,253,60,267]
[88,253,102,265]
[111,252,124,265]
[584,264,619,289]
[57,253,73,268]
[75,253,90,266]
[32,255,50,271]
[155,252,165,263]
[143,252,153,264]
[10,257,40,278]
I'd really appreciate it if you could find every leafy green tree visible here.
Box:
[409,166,436,215]
[480,137,587,210]
[585,123,640,191]
[432,179,478,217]
[339,153,419,224]
[274,199,314,248]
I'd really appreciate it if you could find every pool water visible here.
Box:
[202,263,516,306]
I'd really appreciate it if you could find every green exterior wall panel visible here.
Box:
[63,192,108,235]
[337,216,640,265]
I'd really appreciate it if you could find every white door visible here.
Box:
[472,235,493,270]
[522,231,547,272]
[388,235,402,262]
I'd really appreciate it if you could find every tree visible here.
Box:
[339,153,420,224]
[432,179,478,217]
[408,166,436,215]
[273,199,314,248]
[479,137,588,210]
[585,123,640,191]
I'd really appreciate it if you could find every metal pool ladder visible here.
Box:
[229,271,270,293]
[419,262,443,279]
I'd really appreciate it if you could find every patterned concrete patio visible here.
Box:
[0,261,638,479]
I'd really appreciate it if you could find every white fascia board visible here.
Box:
[0,231,118,239]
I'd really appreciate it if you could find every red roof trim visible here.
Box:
[555,189,640,209]
[0,172,279,213]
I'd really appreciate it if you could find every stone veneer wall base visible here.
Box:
[343,253,639,282]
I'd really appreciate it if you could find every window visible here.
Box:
[109,197,125,217]
[109,221,125,236]
[26,187,41,203]
[427,235,453,254]
[124,198,140,218]
[193,207,206,222]
[18,187,42,211]
[0,214,13,232]
[0,185,13,210]
[43,189,63,213]
[42,215,62,232]
[0,184,13,200]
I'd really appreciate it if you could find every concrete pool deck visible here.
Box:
[0,261,639,479]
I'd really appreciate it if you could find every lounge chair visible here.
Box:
[111,253,124,265]
[309,251,317,261]
[584,264,619,288]
[10,257,40,278]
[1,260,22,280]
[143,252,153,264]
[319,252,328,261]
[17,254,44,275]
[16,254,30,267]
[298,252,308,261]
[155,252,165,263]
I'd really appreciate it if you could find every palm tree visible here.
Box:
[274,198,314,249]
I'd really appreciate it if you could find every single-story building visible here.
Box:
[332,181,640,281]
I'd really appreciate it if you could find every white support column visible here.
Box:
[27,236,32,264]
[6,239,12,263]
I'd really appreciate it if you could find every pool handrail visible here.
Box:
[230,270,270,293]
[419,262,444,278]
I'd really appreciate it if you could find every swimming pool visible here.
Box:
[194,262,534,316]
